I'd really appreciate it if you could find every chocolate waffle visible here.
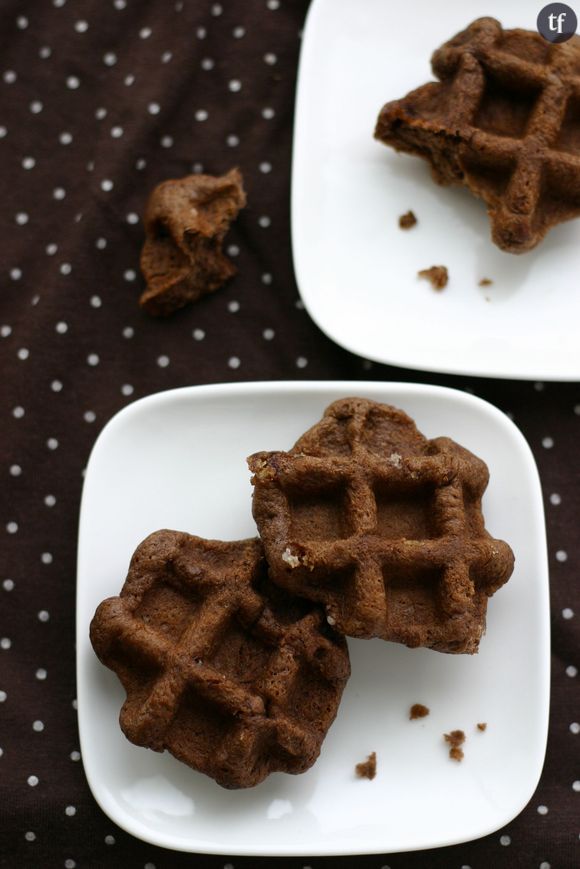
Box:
[139,168,246,315]
[375,18,580,253]
[248,398,514,654]
[90,531,350,789]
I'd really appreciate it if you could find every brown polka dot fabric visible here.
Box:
[0,2,578,867]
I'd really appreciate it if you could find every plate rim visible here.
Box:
[76,379,551,856]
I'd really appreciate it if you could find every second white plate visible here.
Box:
[292,0,580,380]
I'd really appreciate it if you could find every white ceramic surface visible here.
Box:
[292,0,580,380]
[77,381,549,855]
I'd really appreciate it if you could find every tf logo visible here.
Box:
[537,3,578,42]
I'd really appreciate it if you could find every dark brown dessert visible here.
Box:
[375,18,580,253]
[399,210,417,229]
[90,531,350,789]
[248,397,514,654]
[410,703,430,720]
[418,265,448,290]
[139,168,246,316]
[355,751,377,780]
[444,729,466,761]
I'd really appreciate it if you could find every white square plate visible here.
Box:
[292,0,580,380]
[77,381,549,856]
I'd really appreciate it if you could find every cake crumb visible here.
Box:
[410,703,430,720]
[418,265,448,291]
[478,277,493,286]
[477,722,487,732]
[399,210,417,229]
[281,547,301,569]
[388,452,402,469]
[444,729,465,762]
[355,752,377,780]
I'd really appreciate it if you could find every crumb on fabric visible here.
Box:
[444,729,465,762]
[418,265,448,291]
[355,752,377,780]
[477,722,487,732]
[399,210,417,229]
[478,277,493,286]
[410,703,430,720]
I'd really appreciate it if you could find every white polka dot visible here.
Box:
[47,438,59,450]
[31,294,40,306]
[160,135,173,148]
[258,216,271,228]
[570,722,580,734]
[72,699,78,710]
[13,406,25,419]
[53,187,66,201]
[38,609,50,621]
[9,465,22,477]
[136,158,147,170]
[542,436,554,449]
[192,162,204,173]
[64,860,76,869]
[25,832,36,842]
[228,356,241,369]
[90,295,102,308]
[41,553,53,565]
[17,347,29,360]
[233,26,245,38]
[46,243,58,256]
[229,79,242,92]
[36,668,47,680]
[566,665,577,677]
[74,20,88,32]
[123,326,134,339]
[121,384,134,396]
[1,324,12,337]
[262,328,275,340]
[144,863,156,869]
[124,269,136,281]
[124,74,135,86]
[195,109,209,121]
[262,107,275,119]
[59,263,71,275]
[296,356,308,368]
[0,690,6,700]
[27,775,39,787]
[227,134,240,147]
[33,720,44,732]
[539,863,551,869]
[6,521,18,534]
[262,273,273,284]
[44,495,56,507]
[70,750,81,761]
[201,58,214,71]
[259,161,272,173]
[499,835,511,846]
[66,76,80,89]
[550,493,561,505]
[537,804,548,815]
[65,805,76,817]
[267,0,280,8]
[264,52,277,65]
[226,244,239,257]
[211,3,223,14]
[16,14,28,28]
[161,51,173,63]
[140,26,152,39]
[126,213,139,225]
[157,355,170,368]
[30,100,43,115]
[148,102,160,115]
[197,26,207,38]
[39,46,52,59]
[21,156,35,170]
[1,638,12,650]
[114,0,126,8]
[55,321,68,334]
[227,300,240,312]
[51,380,63,392]
[101,179,113,192]
[193,329,205,341]
[556,550,568,562]
[111,126,124,138]
[103,52,117,66]
[0,126,7,138]
[4,70,17,84]
[87,353,99,366]
[95,238,107,250]
[105,835,116,845]
[59,131,73,145]
[15,212,29,225]
[563,608,574,619]
[95,107,107,120]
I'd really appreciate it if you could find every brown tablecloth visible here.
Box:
[1,1,579,866]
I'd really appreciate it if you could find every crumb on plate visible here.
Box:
[478,277,493,286]
[399,210,417,229]
[444,729,465,762]
[477,722,487,732]
[355,751,377,780]
[418,265,448,291]
[410,703,430,720]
